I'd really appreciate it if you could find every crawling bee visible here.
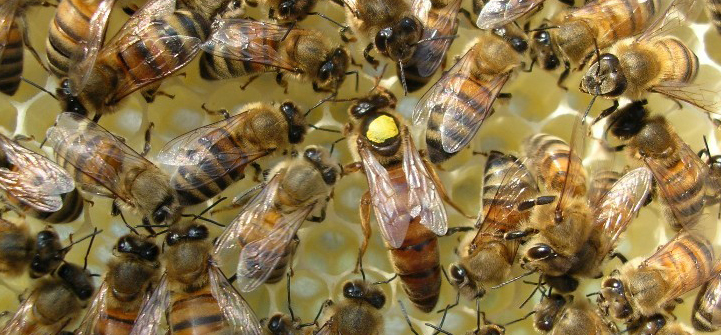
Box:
[531,294,618,334]
[312,279,386,335]
[0,0,50,95]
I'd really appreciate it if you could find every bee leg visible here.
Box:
[250,162,264,182]
[300,299,333,328]
[342,161,363,176]
[245,0,258,7]
[504,228,539,240]
[18,16,49,73]
[372,273,397,285]
[518,195,556,211]
[275,72,289,93]
[355,191,372,274]
[340,26,356,43]
[201,103,230,119]
[521,60,536,72]
[498,92,512,100]
[122,5,139,15]
[288,235,300,276]
[591,100,619,125]
[363,44,379,69]
[141,122,154,157]
[610,251,628,264]
[398,300,420,335]
[307,206,326,222]
[556,62,571,90]
[211,183,265,214]
[420,156,475,219]
[443,226,474,236]
[556,0,575,6]
[240,74,262,90]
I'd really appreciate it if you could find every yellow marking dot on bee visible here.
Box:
[367,115,399,144]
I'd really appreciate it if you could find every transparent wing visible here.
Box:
[68,0,116,95]
[340,0,360,17]
[401,129,447,236]
[157,113,273,190]
[235,205,312,292]
[414,46,510,154]
[650,82,719,114]
[75,280,111,335]
[129,273,170,335]
[45,112,154,202]
[410,0,462,77]
[359,139,412,249]
[476,0,545,29]
[555,113,587,217]
[0,135,75,212]
[212,175,282,265]
[1,292,42,334]
[0,0,20,61]
[636,0,701,42]
[593,167,652,257]
[208,265,263,334]
[200,19,300,72]
[411,0,433,22]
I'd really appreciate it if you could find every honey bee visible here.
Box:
[606,100,708,230]
[0,0,49,96]
[262,273,315,335]
[0,133,82,223]
[413,26,527,164]
[580,0,716,114]
[691,261,721,332]
[75,234,161,335]
[588,170,621,206]
[706,0,721,34]
[397,0,462,93]
[253,0,319,23]
[312,279,385,335]
[449,151,540,300]
[157,101,308,206]
[30,226,102,279]
[45,112,183,229]
[531,293,618,334]
[130,221,263,335]
[45,0,115,79]
[630,314,693,335]
[527,0,658,87]
[0,218,33,277]
[698,137,721,207]
[199,19,350,93]
[597,229,716,323]
[61,0,211,119]
[212,145,340,292]
[345,86,468,312]
[475,0,575,29]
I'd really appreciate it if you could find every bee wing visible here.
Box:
[410,0,462,78]
[411,0,433,22]
[235,205,312,292]
[476,0,545,29]
[75,280,111,335]
[593,167,652,257]
[129,273,170,335]
[0,0,20,61]
[643,133,708,229]
[650,82,719,114]
[554,113,588,216]
[414,46,510,154]
[401,129,447,236]
[68,0,116,95]
[157,113,273,190]
[635,0,701,43]
[0,135,75,212]
[208,265,263,334]
[45,112,154,202]
[359,139,412,249]
[1,292,43,333]
[200,19,300,72]
[339,0,361,17]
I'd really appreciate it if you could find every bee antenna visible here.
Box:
[181,213,226,227]
[345,70,359,92]
[490,269,536,289]
[702,135,712,160]
[149,229,169,238]
[520,277,545,308]
[424,323,451,335]
[61,228,103,254]
[308,124,341,133]
[586,291,601,297]
[198,197,227,217]
[398,60,408,96]
[20,77,57,100]
[329,136,346,155]
[505,311,536,326]
[285,272,297,321]
[118,210,141,235]
[308,11,347,29]
[412,34,458,46]
[281,21,296,42]
[583,94,598,122]
[83,227,99,270]
[524,25,560,33]
[305,93,337,117]
[398,300,420,335]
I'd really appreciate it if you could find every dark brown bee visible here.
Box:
[130,222,263,335]
[0,133,82,223]
[75,235,161,335]
[157,101,308,206]
[199,19,350,93]
[313,280,385,335]
[0,0,48,95]
[46,112,183,229]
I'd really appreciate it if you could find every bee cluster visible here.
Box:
[1,0,721,333]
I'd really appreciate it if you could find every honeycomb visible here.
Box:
[2,0,721,334]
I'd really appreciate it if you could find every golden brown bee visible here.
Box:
[313,280,385,335]
[528,0,658,87]
[212,145,340,292]
[691,261,721,332]
[0,133,83,223]
[580,0,714,114]
[46,112,183,229]
[396,0,462,92]
[157,101,308,206]
[0,218,34,277]
[60,0,211,119]
[588,170,621,206]
[706,0,721,34]
[75,234,161,335]
[531,294,618,334]
[630,314,694,335]
[1,262,95,334]
[0,0,49,95]
[45,0,115,79]
[130,221,263,335]
[413,26,527,164]
[607,100,708,231]
[199,19,350,93]
[345,86,467,312]
[597,230,716,323]
[449,151,539,299]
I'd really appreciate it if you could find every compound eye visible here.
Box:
[37,230,55,243]
[375,28,392,53]
[141,245,160,261]
[152,207,168,224]
[399,17,418,32]
[368,293,386,309]
[279,1,293,17]
[603,278,623,290]
[527,244,555,260]
[322,169,337,185]
[535,31,550,45]
[166,232,181,246]
[343,282,362,298]
[268,314,283,331]
[544,55,560,70]
[450,265,466,282]
[116,236,134,253]
[188,225,209,240]
[510,37,528,53]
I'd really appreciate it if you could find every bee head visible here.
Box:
[302,146,340,186]
[57,263,94,300]
[313,48,350,93]
[279,101,308,144]
[599,275,633,320]
[264,313,295,334]
[533,294,568,332]
[374,16,423,62]
[608,100,648,140]
[636,314,668,334]
[521,243,573,277]
[342,280,386,309]
[166,223,209,247]
[56,79,89,116]
[116,235,160,262]
[530,28,559,70]
[581,53,627,97]
[277,0,313,22]
[448,263,487,300]
[30,228,63,278]
[493,27,528,53]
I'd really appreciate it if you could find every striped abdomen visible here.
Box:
[93,307,138,335]
[53,133,125,193]
[652,37,698,86]
[573,0,657,48]
[169,286,229,335]
[524,134,587,196]
[25,189,84,223]
[238,211,296,285]
[707,0,721,34]
[0,19,23,96]
[199,26,285,80]
[692,269,721,332]
[46,0,101,78]
[588,170,621,205]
